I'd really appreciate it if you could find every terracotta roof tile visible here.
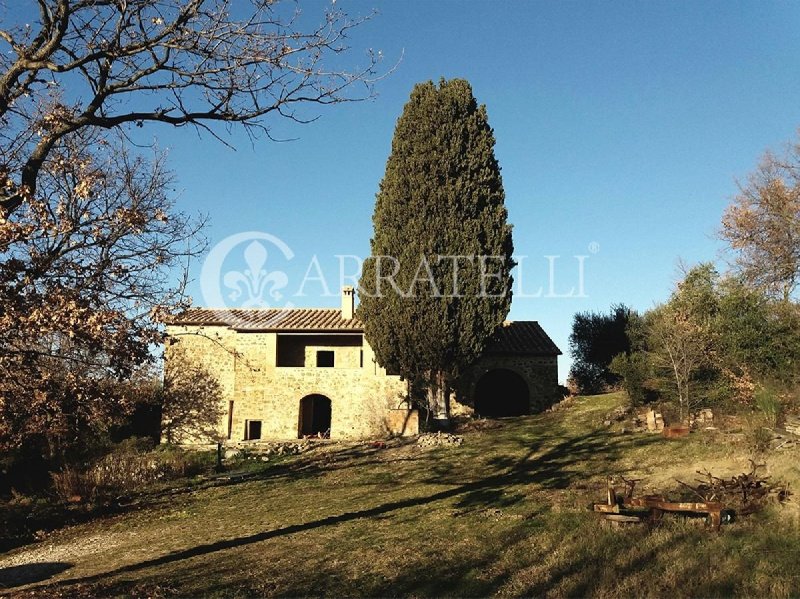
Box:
[165,308,363,331]
[165,310,560,355]
[485,321,562,356]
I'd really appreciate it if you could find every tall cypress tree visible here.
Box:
[357,78,514,425]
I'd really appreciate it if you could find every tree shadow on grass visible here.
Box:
[426,429,662,512]
[0,562,72,588]
[0,440,426,554]
[16,427,665,594]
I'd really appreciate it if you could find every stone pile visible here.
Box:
[645,409,665,433]
[225,441,310,461]
[626,408,715,435]
[785,416,800,436]
[416,432,464,448]
[604,406,631,427]
[690,408,714,428]
[546,396,574,412]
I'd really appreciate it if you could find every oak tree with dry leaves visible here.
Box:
[720,134,800,302]
[0,0,382,463]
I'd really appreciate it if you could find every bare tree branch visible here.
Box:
[0,0,387,218]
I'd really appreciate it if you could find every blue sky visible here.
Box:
[159,1,800,381]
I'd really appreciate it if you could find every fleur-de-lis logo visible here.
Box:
[201,232,294,323]
[223,241,288,307]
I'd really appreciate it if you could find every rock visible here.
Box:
[549,397,574,412]
[602,407,629,427]
[784,416,800,436]
[690,408,714,428]
[645,409,664,432]
[628,414,647,432]
[612,406,629,421]
[261,456,270,462]
[416,432,464,448]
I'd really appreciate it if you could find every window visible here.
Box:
[245,420,262,440]
[227,401,235,440]
[316,350,335,368]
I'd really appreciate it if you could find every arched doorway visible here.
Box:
[473,369,529,418]
[299,394,332,438]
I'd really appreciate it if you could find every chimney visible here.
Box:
[341,286,355,320]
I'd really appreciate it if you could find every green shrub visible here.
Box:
[568,305,635,395]
[609,351,650,407]
[754,387,782,428]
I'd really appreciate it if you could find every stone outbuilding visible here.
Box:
[164,288,561,442]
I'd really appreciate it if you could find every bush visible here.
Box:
[747,423,774,455]
[50,442,213,501]
[609,352,650,407]
[568,305,634,395]
[51,466,97,503]
[754,387,783,428]
[92,445,211,493]
[567,362,607,396]
[716,279,800,386]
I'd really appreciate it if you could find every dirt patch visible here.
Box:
[0,531,121,571]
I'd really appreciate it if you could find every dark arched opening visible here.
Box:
[299,394,332,438]
[474,369,530,418]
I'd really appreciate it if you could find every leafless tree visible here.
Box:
[646,304,712,421]
[644,265,718,421]
[160,347,225,445]
[0,0,383,218]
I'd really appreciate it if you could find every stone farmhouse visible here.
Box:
[164,287,561,442]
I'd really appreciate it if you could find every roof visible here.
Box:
[164,308,363,332]
[484,321,562,356]
[165,309,560,355]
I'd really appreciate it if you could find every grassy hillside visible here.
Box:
[1,393,799,598]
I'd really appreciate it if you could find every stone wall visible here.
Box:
[163,325,238,443]
[164,325,559,442]
[454,354,559,415]
[164,325,410,441]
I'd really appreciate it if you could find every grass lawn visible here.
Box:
[1,392,799,598]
